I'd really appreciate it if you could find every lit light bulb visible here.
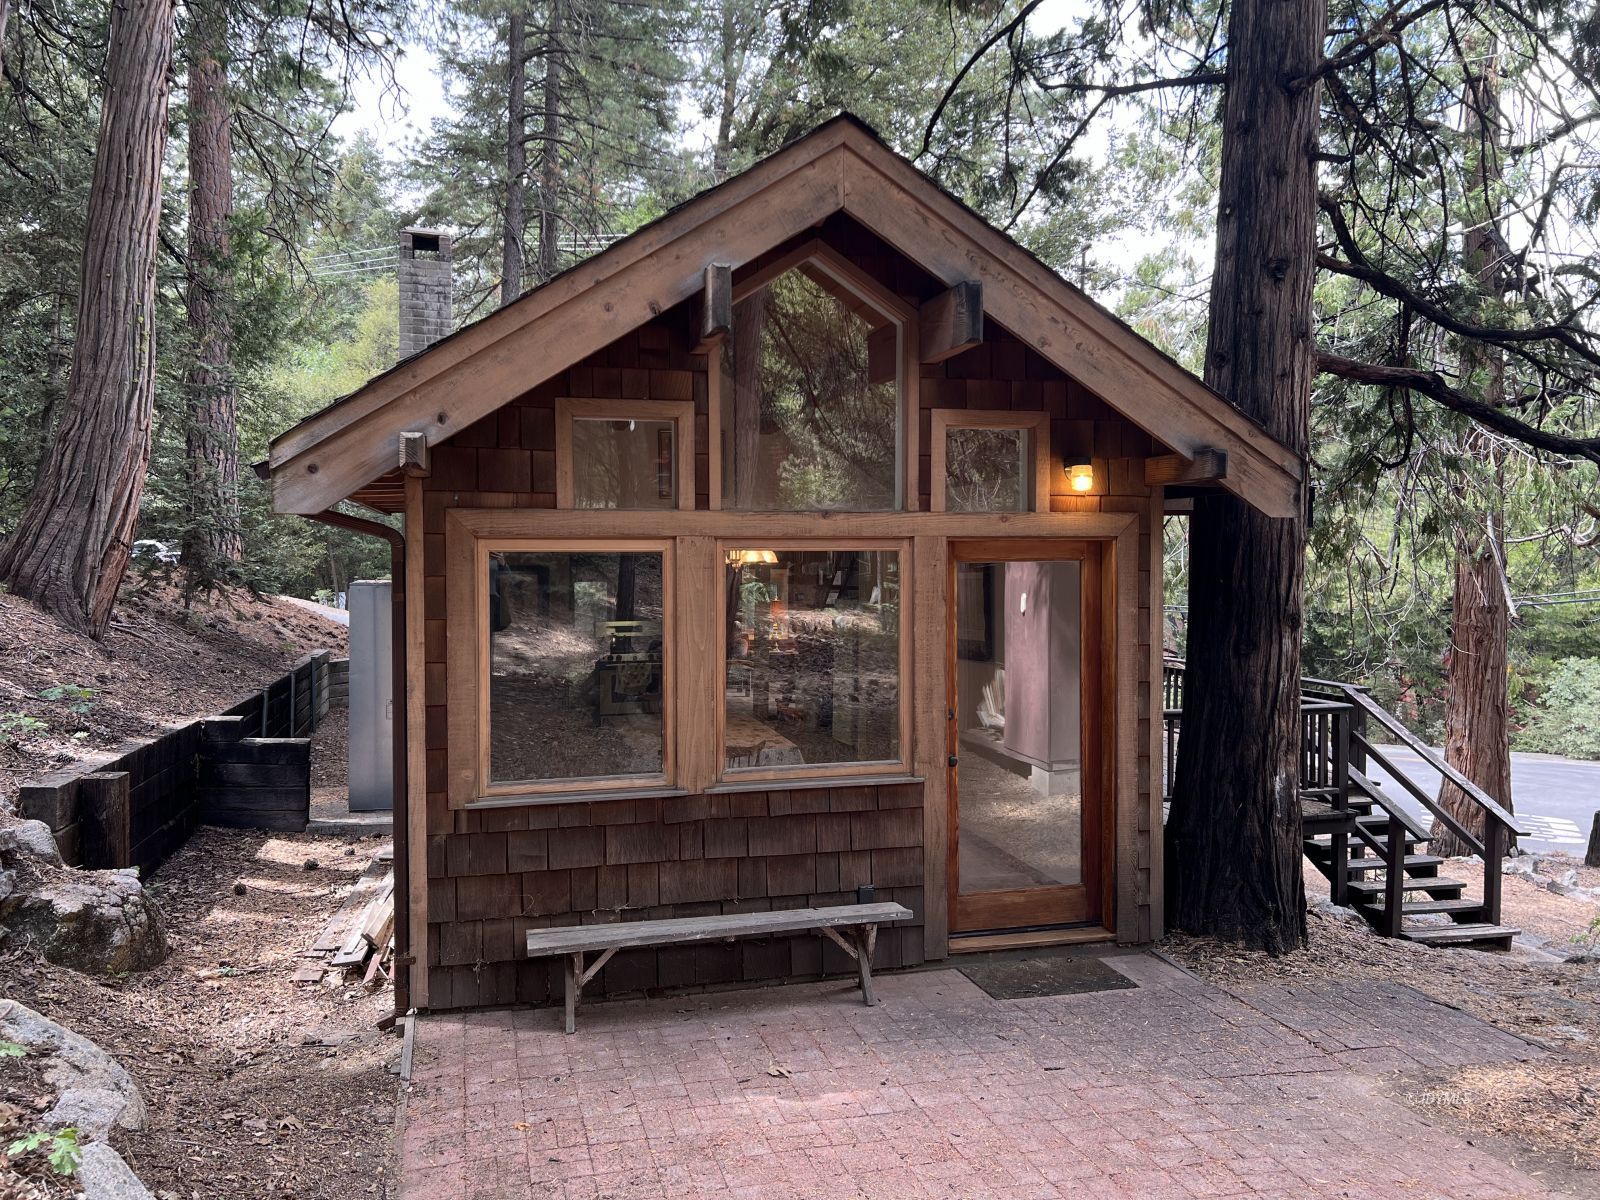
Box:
[1068,462,1095,493]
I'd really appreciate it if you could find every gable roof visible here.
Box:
[268,114,1302,518]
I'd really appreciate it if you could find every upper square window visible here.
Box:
[721,252,905,512]
[556,399,694,510]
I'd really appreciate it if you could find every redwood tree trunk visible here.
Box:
[1432,533,1513,856]
[502,8,526,307]
[1433,41,1514,859]
[0,0,177,637]
[183,0,242,576]
[1164,0,1323,951]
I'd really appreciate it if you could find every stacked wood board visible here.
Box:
[296,846,395,987]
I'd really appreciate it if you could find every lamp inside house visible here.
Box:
[1067,461,1095,493]
[726,549,779,566]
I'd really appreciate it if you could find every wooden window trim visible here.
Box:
[716,537,914,786]
[445,509,1140,813]
[554,397,695,511]
[446,532,677,807]
[723,239,922,512]
[928,409,1051,514]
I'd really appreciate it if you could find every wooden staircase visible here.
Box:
[1164,664,1526,950]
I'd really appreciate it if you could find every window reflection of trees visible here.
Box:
[726,267,900,511]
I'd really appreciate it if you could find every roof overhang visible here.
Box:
[267,117,1303,520]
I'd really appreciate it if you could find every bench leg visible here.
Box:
[855,925,878,1007]
[564,953,582,1034]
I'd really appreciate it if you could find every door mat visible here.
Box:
[958,953,1138,1000]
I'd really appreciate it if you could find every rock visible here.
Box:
[233,881,247,896]
[0,1002,146,1135]
[0,819,64,867]
[1311,899,1365,926]
[0,869,167,974]
[1502,855,1536,877]
[303,858,319,871]
[76,1142,156,1200]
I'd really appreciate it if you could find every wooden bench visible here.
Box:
[525,902,912,1032]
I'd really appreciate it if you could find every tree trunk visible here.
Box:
[502,8,526,307]
[1433,38,1514,859]
[712,0,743,177]
[1432,530,1512,857]
[183,0,242,579]
[535,0,563,284]
[1164,0,1323,952]
[0,0,177,637]
[0,0,10,72]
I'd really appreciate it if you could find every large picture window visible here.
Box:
[720,246,912,512]
[723,546,904,776]
[481,544,670,794]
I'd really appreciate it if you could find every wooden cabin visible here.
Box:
[266,115,1302,1013]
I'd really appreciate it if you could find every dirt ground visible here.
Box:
[0,827,399,1199]
[0,710,397,1200]
[1167,857,1600,1180]
[0,583,347,809]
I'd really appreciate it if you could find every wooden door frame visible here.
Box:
[944,539,1111,937]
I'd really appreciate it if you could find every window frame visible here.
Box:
[929,409,1052,514]
[554,398,696,511]
[448,534,677,806]
[716,537,915,786]
[712,240,921,513]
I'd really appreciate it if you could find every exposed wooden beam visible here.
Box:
[398,431,430,477]
[918,280,983,364]
[698,262,732,347]
[1143,449,1228,487]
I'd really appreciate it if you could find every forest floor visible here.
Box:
[0,581,348,808]
[1168,856,1600,1190]
[0,715,399,1200]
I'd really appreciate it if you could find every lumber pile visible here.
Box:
[296,846,395,987]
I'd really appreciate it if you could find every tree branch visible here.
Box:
[1316,352,1600,467]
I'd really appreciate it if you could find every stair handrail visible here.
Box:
[1302,680,1527,839]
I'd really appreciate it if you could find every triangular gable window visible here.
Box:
[720,245,909,511]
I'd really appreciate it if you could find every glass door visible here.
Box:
[949,540,1104,934]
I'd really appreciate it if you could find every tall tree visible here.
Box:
[502,7,526,306]
[1433,36,1512,857]
[1163,0,1323,951]
[0,0,178,636]
[183,0,243,578]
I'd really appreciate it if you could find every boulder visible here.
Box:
[0,1003,154,1200]
[0,819,64,867]
[0,868,167,974]
[0,1002,145,1135]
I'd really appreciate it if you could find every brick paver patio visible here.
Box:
[398,952,1557,1199]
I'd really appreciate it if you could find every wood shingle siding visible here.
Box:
[406,216,1167,1008]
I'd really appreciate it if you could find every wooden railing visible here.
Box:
[1162,659,1526,931]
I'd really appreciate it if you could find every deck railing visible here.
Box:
[1161,659,1526,931]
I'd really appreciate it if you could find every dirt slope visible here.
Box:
[0,585,346,808]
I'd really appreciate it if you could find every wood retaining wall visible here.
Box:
[17,651,333,873]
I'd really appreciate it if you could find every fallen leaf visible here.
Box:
[766,1063,792,1078]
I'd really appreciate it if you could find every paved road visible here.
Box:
[277,594,350,627]
[1366,745,1598,856]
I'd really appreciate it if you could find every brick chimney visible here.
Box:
[398,227,452,357]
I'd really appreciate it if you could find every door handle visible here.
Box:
[948,754,959,768]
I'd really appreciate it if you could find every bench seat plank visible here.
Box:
[525,902,911,958]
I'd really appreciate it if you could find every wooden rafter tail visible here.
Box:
[1143,449,1229,487]
[697,262,732,350]
[399,430,431,477]
[918,281,983,364]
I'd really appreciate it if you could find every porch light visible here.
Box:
[1067,461,1095,492]
[726,549,779,566]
